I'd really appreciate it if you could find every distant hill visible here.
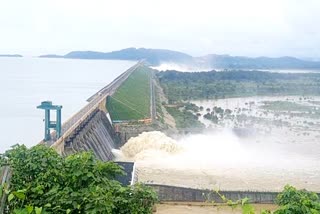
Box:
[39,54,63,58]
[0,54,22,57]
[39,48,320,70]
[40,48,192,65]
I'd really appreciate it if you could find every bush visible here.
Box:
[274,185,320,214]
[0,145,157,214]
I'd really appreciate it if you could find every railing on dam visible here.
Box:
[49,61,143,154]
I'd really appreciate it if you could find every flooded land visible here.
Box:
[116,96,320,192]
[192,96,320,147]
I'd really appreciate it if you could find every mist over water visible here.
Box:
[116,130,317,170]
[151,63,212,72]
[114,130,320,191]
[152,63,320,73]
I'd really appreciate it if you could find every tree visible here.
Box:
[0,145,157,214]
[274,185,320,214]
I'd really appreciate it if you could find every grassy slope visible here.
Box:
[107,66,151,121]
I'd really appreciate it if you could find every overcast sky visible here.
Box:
[1,0,320,58]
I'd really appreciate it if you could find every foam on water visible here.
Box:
[116,131,181,161]
[113,130,320,191]
[115,130,318,169]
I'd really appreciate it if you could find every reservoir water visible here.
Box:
[0,57,135,153]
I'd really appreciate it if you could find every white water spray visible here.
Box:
[151,63,212,72]
[114,130,320,191]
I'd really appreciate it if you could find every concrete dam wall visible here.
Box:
[63,109,120,161]
[149,184,279,204]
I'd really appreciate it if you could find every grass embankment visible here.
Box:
[107,65,151,121]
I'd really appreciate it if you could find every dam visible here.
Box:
[30,61,320,204]
[41,61,145,160]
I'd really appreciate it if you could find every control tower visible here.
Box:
[37,101,62,141]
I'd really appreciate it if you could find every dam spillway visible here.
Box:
[46,62,144,160]
[63,109,119,161]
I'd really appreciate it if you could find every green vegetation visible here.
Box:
[107,65,151,121]
[236,114,289,127]
[0,145,157,214]
[157,70,320,102]
[274,185,320,214]
[261,100,316,112]
[155,87,165,124]
[165,105,204,129]
[205,190,256,214]
[203,106,232,124]
[206,185,320,214]
[184,103,200,112]
[156,103,165,124]
[1,145,319,214]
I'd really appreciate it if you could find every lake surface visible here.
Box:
[0,57,135,152]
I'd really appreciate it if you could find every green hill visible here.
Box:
[60,48,192,66]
